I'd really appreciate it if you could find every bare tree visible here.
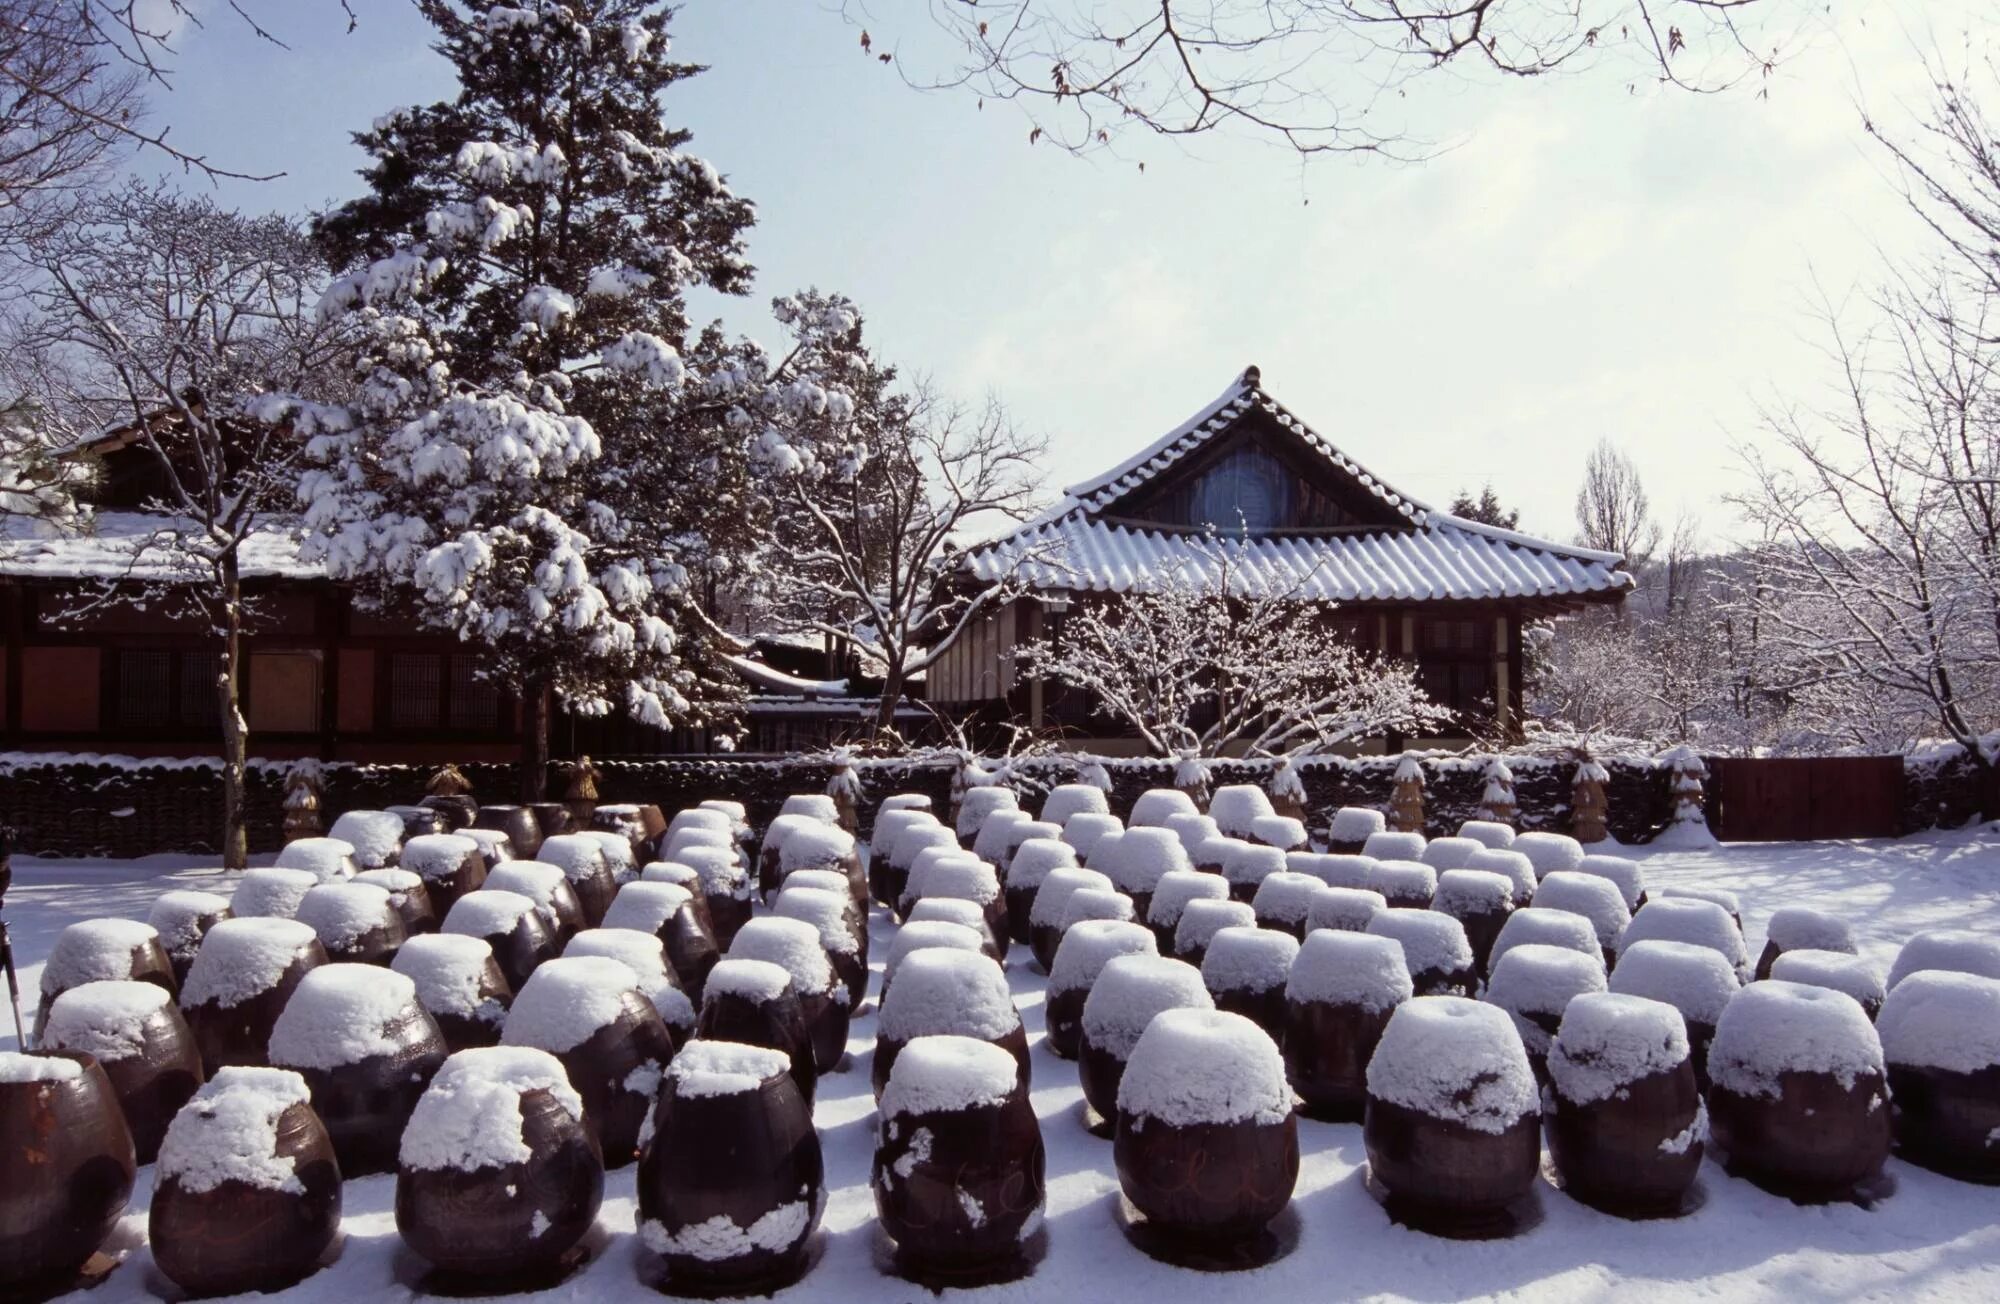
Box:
[752,371,1054,737]
[1011,534,1451,756]
[0,182,348,866]
[850,0,1802,159]
[1575,438,1660,567]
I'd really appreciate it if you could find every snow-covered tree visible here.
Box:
[1011,534,1450,757]
[743,305,1052,737]
[0,181,346,867]
[300,0,867,792]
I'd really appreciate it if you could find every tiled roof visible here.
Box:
[0,511,317,581]
[966,367,1632,604]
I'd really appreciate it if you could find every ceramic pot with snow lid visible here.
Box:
[565,928,695,1051]
[440,889,561,993]
[500,956,676,1169]
[603,879,721,1005]
[398,833,489,915]
[1544,993,1702,1218]
[637,1040,824,1296]
[1621,898,1751,983]
[870,810,937,908]
[148,1066,338,1298]
[1364,859,1437,911]
[1147,870,1230,954]
[1366,911,1476,998]
[1303,886,1386,936]
[1483,943,1607,1083]
[327,810,407,870]
[1200,926,1299,1043]
[528,835,619,928]
[872,949,1025,1102]
[1325,807,1385,855]
[484,860,588,944]
[1705,981,1891,1202]
[1115,1009,1297,1250]
[730,916,848,1076]
[35,917,176,1036]
[1046,921,1157,1061]
[1876,970,2000,1184]
[392,932,513,1050]
[1428,869,1515,974]
[1363,997,1541,1237]
[1027,867,1116,974]
[1173,898,1255,970]
[40,980,203,1164]
[1511,831,1584,881]
[775,886,868,1009]
[1250,871,1321,940]
[1608,939,1741,1093]
[395,1045,603,1282]
[1077,954,1212,1128]
[1756,907,1857,982]
[473,804,545,860]
[0,1051,136,1297]
[1531,872,1629,973]
[1284,931,1411,1123]
[147,890,232,987]
[274,837,359,883]
[295,880,408,966]
[355,867,439,938]
[268,963,448,1176]
[695,958,818,1106]
[875,1034,1045,1280]
[180,916,329,1073]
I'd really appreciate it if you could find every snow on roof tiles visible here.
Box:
[970,369,1631,604]
[0,511,316,582]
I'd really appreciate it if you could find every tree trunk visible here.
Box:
[875,664,906,740]
[218,558,249,872]
[522,680,550,802]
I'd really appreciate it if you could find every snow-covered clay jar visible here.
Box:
[1062,813,1125,864]
[1046,922,1159,1061]
[295,880,408,966]
[1770,949,1885,1021]
[1705,980,1891,1202]
[775,885,868,1009]
[146,889,233,987]
[905,899,1004,964]
[148,1066,339,1298]
[1208,785,1275,840]
[1621,898,1752,983]
[695,959,819,1108]
[1114,1009,1297,1250]
[1755,907,1857,982]
[1429,869,1516,975]
[398,832,489,916]
[441,889,562,994]
[1420,836,1483,874]
[871,810,939,909]
[955,785,1020,847]
[0,1051,136,1297]
[604,880,721,1005]
[533,834,620,929]
[1543,992,1703,1218]
[1285,931,1413,1123]
[1251,871,1323,940]
[872,950,1027,1102]
[1876,970,2000,1183]
[901,854,1008,951]
[886,821,958,920]
[1361,829,1427,865]
[502,956,676,1169]
[875,1035,1047,1278]
[1363,996,1541,1236]
[485,860,590,945]
[179,916,330,1074]
[1482,944,1607,1083]
[730,917,849,1077]
[395,1046,604,1282]
[1147,870,1230,955]
[1041,782,1110,829]
[565,929,696,1051]
[1201,927,1300,1041]
[1173,898,1257,970]
[1366,910,1477,998]
[680,845,753,949]
[1577,854,1647,913]
[35,917,177,1037]
[1489,907,1604,978]
[40,980,204,1164]
[1028,866,1117,974]
[274,837,360,884]
[1366,859,1438,911]
[1095,826,1191,924]
[472,803,546,860]
[269,963,449,1177]
[1457,819,1515,851]
[231,866,321,920]
[1304,887,1387,936]
[354,867,440,939]
[1079,955,1215,1127]
[327,809,408,870]
[392,933,514,1051]
[1465,848,1538,910]
[1511,831,1584,881]
[1886,930,2000,990]
[776,822,864,911]
[1248,814,1308,854]
[1222,842,1287,905]
[1129,788,1199,830]
[1325,806,1386,855]
[1609,940,1741,1092]
[1532,872,1630,973]
[637,1040,824,1296]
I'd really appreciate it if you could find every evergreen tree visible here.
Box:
[1449,484,1519,530]
[300,0,860,790]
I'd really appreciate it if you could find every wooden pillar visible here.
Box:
[318,587,342,761]
[2,585,21,746]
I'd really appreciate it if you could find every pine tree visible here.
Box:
[1449,484,1519,529]
[301,0,861,792]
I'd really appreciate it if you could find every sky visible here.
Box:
[130,0,1985,549]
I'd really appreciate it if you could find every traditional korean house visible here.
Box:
[934,366,1634,752]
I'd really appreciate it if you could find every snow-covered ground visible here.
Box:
[7,828,2000,1303]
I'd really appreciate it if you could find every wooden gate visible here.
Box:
[1704,756,1904,842]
